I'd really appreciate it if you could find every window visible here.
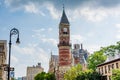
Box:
[99,68,100,73]
[105,66,107,73]
[116,63,119,68]
[101,67,103,74]
[108,65,111,72]
[109,76,111,80]
[0,46,3,52]
[112,64,114,69]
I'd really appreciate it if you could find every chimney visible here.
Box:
[74,44,80,49]
[37,63,41,67]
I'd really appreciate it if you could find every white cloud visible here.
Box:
[4,0,120,21]
[116,24,120,28]
[41,38,57,46]
[4,0,14,6]
[116,23,120,39]
[68,7,108,22]
[24,2,45,16]
[80,7,108,22]
[32,28,46,38]
[116,35,120,39]
[67,6,120,22]
[5,0,45,16]
[86,44,101,53]
[12,44,50,73]
[46,3,60,19]
[11,55,18,63]
[13,45,36,55]
[24,3,38,13]
[32,28,57,46]
[71,34,85,44]
[33,28,45,33]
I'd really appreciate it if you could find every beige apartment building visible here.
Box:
[97,58,120,80]
[0,40,7,80]
[26,63,44,80]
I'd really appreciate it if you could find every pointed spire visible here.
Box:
[81,44,83,49]
[63,4,64,10]
[51,51,52,56]
[50,51,53,60]
[60,5,69,24]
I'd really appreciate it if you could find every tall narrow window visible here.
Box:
[102,67,103,74]
[108,65,111,73]
[105,66,107,73]
[0,46,4,53]
[109,76,111,80]
[112,64,114,69]
[99,68,100,73]
[116,63,119,68]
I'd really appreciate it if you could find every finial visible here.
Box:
[63,4,64,10]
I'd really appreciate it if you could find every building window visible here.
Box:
[99,68,100,73]
[112,64,114,69]
[116,63,119,68]
[101,67,103,74]
[63,32,68,34]
[105,66,107,73]
[109,76,111,80]
[108,65,111,73]
[0,46,4,52]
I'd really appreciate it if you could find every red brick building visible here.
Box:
[57,7,72,80]
[48,7,89,80]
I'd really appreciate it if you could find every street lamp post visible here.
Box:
[8,28,20,80]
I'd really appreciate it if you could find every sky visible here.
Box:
[1,0,120,78]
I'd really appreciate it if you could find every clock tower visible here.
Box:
[58,7,72,80]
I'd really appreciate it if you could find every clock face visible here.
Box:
[63,28,67,32]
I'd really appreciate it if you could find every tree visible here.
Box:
[112,69,120,80]
[34,72,56,80]
[76,69,102,80]
[101,41,120,57]
[64,64,82,80]
[87,50,107,71]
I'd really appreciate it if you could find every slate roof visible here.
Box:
[72,48,89,64]
[51,55,59,61]
[97,58,120,67]
[60,9,69,24]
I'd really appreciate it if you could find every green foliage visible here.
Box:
[64,64,82,80]
[34,72,56,80]
[87,50,107,71]
[112,69,120,80]
[76,69,102,80]
[87,41,120,71]
[100,41,120,56]
[11,78,16,80]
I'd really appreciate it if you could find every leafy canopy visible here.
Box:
[87,50,107,71]
[112,69,120,80]
[34,72,56,80]
[64,64,82,80]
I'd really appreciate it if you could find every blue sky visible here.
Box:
[1,0,120,78]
